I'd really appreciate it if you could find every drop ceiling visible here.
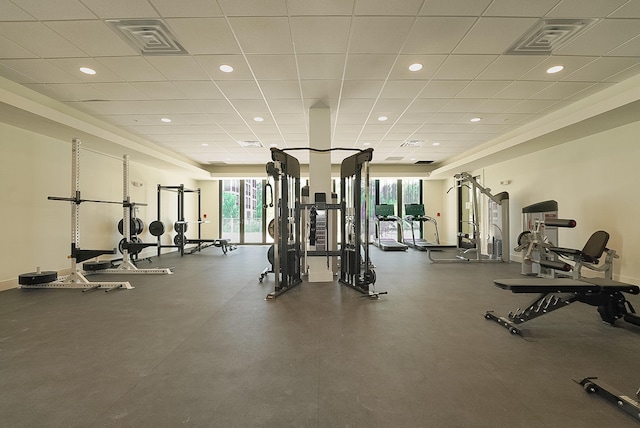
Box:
[1,0,640,169]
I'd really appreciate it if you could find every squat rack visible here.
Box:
[156,184,201,257]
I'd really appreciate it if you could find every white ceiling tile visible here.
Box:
[389,55,448,80]
[476,55,546,80]
[23,83,104,102]
[426,113,467,124]
[354,0,423,15]
[228,17,293,54]
[96,57,167,82]
[149,0,223,17]
[344,54,396,80]
[396,113,433,125]
[172,81,224,99]
[218,0,287,16]
[290,17,351,54]
[0,34,37,58]
[518,56,597,81]
[546,0,628,18]
[227,99,269,114]
[456,81,511,98]
[0,59,80,83]
[89,83,149,101]
[483,0,561,17]
[440,98,486,113]
[195,55,254,80]
[0,22,87,58]
[246,54,298,80]
[530,81,595,100]
[278,124,307,134]
[402,17,476,54]
[296,54,346,80]
[301,80,342,99]
[0,1,36,20]
[419,0,492,16]
[562,57,640,82]
[565,82,614,101]
[216,80,263,99]
[474,99,520,113]
[557,19,640,56]
[10,0,94,19]
[418,81,469,98]
[610,1,640,18]
[47,58,124,83]
[335,113,370,125]
[45,21,137,57]
[337,98,376,113]
[79,0,159,19]
[454,17,539,55]
[496,81,553,100]
[379,80,426,98]
[130,82,185,100]
[267,99,305,113]
[259,81,302,99]
[373,98,413,112]
[272,113,306,124]
[287,0,354,15]
[145,56,210,80]
[605,63,640,83]
[433,55,498,80]
[508,100,559,114]
[608,34,640,57]
[341,80,384,98]
[165,18,240,55]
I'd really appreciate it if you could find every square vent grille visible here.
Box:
[400,140,423,148]
[107,19,188,55]
[505,18,597,55]
[237,140,263,148]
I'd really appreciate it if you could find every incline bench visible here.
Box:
[485,277,640,335]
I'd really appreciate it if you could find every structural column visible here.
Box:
[308,105,333,282]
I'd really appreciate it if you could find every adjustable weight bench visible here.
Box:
[485,277,640,335]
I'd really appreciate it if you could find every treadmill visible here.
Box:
[373,204,408,251]
[404,203,456,253]
[404,203,440,249]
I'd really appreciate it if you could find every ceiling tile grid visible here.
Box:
[0,0,639,166]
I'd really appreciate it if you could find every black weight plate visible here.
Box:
[267,244,274,265]
[174,221,188,234]
[174,234,186,246]
[118,238,126,254]
[83,261,111,271]
[149,220,165,237]
[117,218,137,235]
[135,218,144,235]
[18,271,57,285]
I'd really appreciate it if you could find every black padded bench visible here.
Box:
[186,238,237,254]
[486,277,640,335]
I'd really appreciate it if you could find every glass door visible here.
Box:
[221,179,270,244]
[221,179,241,243]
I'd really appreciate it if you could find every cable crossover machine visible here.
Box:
[260,147,383,300]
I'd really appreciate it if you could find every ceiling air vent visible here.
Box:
[107,19,188,55]
[414,160,433,165]
[237,140,263,148]
[505,18,597,55]
[400,140,423,148]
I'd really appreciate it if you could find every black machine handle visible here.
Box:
[544,218,577,228]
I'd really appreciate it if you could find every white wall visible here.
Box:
[0,122,196,290]
[472,120,640,283]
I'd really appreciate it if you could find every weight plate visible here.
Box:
[118,238,126,254]
[117,218,137,235]
[18,271,57,285]
[174,221,188,234]
[174,234,186,246]
[135,218,144,235]
[83,261,111,271]
[267,244,275,265]
[149,220,165,237]
[268,219,275,239]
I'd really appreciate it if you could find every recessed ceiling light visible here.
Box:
[201,143,209,147]
[408,63,423,72]
[161,118,171,123]
[270,143,278,147]
[363,142,371,146]
[219,64,233,73]
[470,117,481,123]
[410,158,416,161]
[432,142,440,146]
[79,67,96,75]
[377,116,388,121]
[253,116,264,122]
[546,65,564,74]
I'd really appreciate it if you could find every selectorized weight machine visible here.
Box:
[260,147,383,299]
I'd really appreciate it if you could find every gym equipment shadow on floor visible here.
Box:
[1,246,639,427]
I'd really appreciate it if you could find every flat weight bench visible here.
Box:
[485,277,640,335]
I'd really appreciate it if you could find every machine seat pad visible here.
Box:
[548,246,580,256]
[494,278,639,294]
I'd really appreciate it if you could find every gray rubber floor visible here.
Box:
[1,245,639,427]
